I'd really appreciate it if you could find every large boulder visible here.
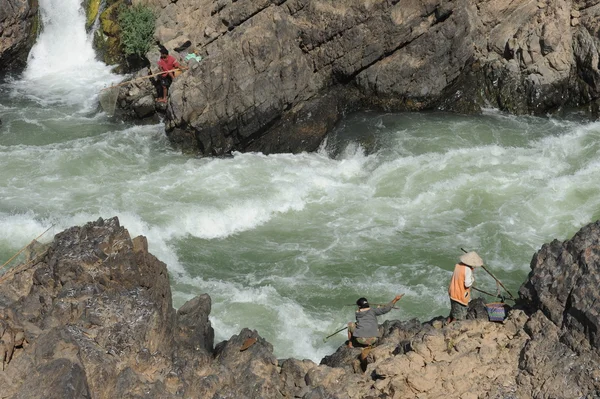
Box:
[520,219,600,349]
[515,219,600,398]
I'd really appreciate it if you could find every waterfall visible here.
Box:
[13,0,120,111]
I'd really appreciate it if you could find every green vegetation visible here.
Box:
[117,4,155,58]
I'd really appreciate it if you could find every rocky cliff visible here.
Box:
[117,0,600,155]
[0,217,599,398]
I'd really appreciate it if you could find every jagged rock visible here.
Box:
[520,219,600,349]
[7,1,600,155]
[320,344,363,373]
[279,358,313,397]
[1,217,600,398]
[0,308,25,371]
[0,217,214,398]
[210,328,284,398]
[175,294,214,353]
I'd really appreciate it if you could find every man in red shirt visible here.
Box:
[156,48,180,103]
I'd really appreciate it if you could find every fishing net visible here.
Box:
[99,85,120,116]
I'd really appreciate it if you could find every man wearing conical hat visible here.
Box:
[447,251,483,324]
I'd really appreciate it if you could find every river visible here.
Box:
[1,0,599,362]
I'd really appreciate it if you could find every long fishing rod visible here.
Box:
[323,326,347,342]
[482,265,516,300]
[472,285,504,299]
[344,304,401,309]
[461,248,516,300]
[100,68,183,91]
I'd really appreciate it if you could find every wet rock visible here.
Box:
[132,94,157,118]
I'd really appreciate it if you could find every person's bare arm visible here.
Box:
[374,294,404,315]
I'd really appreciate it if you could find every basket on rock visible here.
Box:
[485,302,506,322]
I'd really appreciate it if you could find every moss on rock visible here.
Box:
[94,1,127,70]
[101,16,119,37]
[86,0,101,30]
[100,1,123,35]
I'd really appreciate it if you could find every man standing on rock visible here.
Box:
[156,48,181,103]
[347,294,404,348]
[447,251,484,324]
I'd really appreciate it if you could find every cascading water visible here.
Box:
[10,0,120,110]
[2,0,600,363]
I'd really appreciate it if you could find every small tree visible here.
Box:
[118,4,155,58]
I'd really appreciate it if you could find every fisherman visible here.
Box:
[347,294,404,348]
[156,48,181,103]
[447,251,484,324]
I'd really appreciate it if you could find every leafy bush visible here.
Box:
[118,4,155,58]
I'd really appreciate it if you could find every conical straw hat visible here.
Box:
[459,251,483,267]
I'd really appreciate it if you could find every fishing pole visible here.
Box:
[323,326,348,342]
[482,265,516,300]
[344,303,400,309]
[472,285,505,300]
[100,68,183,91]
[461,248,516,300]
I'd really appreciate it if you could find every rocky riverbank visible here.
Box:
[5,1,600,156]
[0,217,599,398]
[108,0,600,155]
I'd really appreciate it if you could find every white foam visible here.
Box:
[183,278,349,361]
[0,213,56,248]
[10,0,121,110]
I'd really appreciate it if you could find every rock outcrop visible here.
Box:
[0,217,214,398]
[520,219,600,349]
[0,0,39,73]
[5,1,600,156]
[112,0,600,155]
[1,217,600,398]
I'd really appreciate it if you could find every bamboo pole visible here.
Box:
[344,304,400,309]
[460,248,516,300]
[100,68,183,91]
[323,326,348,342]
[481,265,516,300]
[472,285,501,298]
[1,225,54,270]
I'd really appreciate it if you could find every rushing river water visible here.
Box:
[1,0,600,362]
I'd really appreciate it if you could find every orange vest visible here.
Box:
[448,263,471,306]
